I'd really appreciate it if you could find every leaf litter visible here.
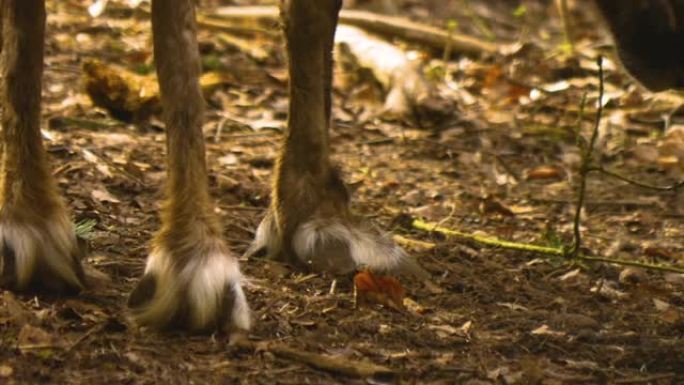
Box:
[1,0,683,384]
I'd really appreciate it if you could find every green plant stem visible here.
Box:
[588,166,684,191]
[412,219,684,274]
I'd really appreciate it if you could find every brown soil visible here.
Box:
[1,1,683,384]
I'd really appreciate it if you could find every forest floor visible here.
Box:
[1,0,684,384]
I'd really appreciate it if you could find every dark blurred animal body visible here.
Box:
[593,0,684,91]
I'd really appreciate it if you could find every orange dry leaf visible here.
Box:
[354,270,406,311]
[506,83,531,102]
[482,64,503,89]
[481,64,530,105]
[526,165,563,181]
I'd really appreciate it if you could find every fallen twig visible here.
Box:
[588,166,684,191]
[413,219,560,256]
[64,322,108,354]
[527,197,659,208]
[411,219,684,274]
[216,32,271,63]
[614,373,676,384]
[211,6,500,56]
[392,234,436,251]
[136,7,278,39]
[234,338,396,380]
[197,14,278,38]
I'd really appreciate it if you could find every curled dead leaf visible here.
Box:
[354,270,406,311]
[526,165,563,181]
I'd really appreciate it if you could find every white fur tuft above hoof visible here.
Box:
[0,214,84,293]
[129,241,251,333]
[293,218,414,275]
[245,211,280,260]
[248,211,428,278]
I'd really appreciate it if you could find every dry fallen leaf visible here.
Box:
[530,324,565,337]
[0,291,34,326]
[0,365,13,378]
[526,165,563,181]
[659,308,682,325]
[354,270,406,311]
[91,188,121,204]
[17,325,63,354]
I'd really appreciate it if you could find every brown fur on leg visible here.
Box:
[249,0,347,266]
[0,0,84,293]
[249,0,428,279]
[128,0,250,333]
[271,0,346,266]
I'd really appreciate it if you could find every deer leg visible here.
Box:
[0,0,84,293]
[127,0,250,332]
[249,0,426,278]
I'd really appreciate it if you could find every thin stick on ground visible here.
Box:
[234,338,396,380]
[210,6,500,55]
[588,166,684,191]
[411,219,684,274]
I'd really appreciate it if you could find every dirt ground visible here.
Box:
[1,1,684,384]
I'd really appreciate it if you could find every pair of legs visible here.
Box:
[0,0,250,331]
[0,0,414,332]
